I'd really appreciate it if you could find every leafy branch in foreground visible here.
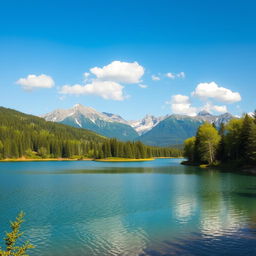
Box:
[0,212,34,256]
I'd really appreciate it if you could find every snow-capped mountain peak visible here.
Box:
[128,114,168,135]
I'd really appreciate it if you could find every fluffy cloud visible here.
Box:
[170,94,197,116]
[59,60,145,101]
[192,82,241,103]
[168,95,227,116]
[166,72,175,79]
[59,80,124,101]
[202,102,228,113]
[16,74,54,90]
[152,75,160,81]
[138,84,148,88]
[166,72,185,79]
[90,61,144,84]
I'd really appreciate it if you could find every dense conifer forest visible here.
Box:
[0,107,182,160]
[183,112,256,167]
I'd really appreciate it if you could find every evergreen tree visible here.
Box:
[239,114,253,160]
[0,212,34,256]
[246,122,256,164]
[0,140,3,159]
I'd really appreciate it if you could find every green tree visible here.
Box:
[239,114,253,160]
[246,122,256,164]
[38,147,48,158]
[0,212,34,256]
[0,140,3,159]
[225,118,243,160]
[216,123,226,161]
[196,123,221,164]
[184,136,196,162]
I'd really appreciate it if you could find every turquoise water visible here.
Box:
[0,159,256,256]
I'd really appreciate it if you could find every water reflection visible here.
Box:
[0,159,256,255]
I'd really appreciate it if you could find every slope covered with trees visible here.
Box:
[138,115,203,146]
[183,113,256,167]
[0,107,182,160]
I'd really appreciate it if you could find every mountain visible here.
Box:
[128,115,168,135]
[138,115,203,146]
[42,104,235,147]
[138,112,235,146]
[43,104,138,141]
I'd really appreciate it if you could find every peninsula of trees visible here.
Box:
[183,112,256,169]
[0,107,182,160]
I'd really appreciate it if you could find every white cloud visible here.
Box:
[59,80,124,101]
[16,74,54,90]
[166,72,175,79]
[166,72,185,79]
[90,61,144,84]
[169,94,197,116]
[172,94,190,104]
[202,102,228,114]
[192,82,241,103]
[177,72,185,78]
[138,84,148,88]
[151,75,160,81]
[83,72,91,83]
[83,72,90,78]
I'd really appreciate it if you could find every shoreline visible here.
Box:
[0,158,94,162]
[0,157,156,162]
[94,158,155,162]
[155,157,183,159]
[0,157,182,163]
[181,160,256,175]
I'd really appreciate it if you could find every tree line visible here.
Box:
[0,107,182,159]
[183,112,256,166]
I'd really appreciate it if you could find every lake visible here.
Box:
[0,159,256,256]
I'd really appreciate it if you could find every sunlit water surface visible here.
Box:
[0,159,256,255]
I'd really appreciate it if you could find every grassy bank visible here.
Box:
[94,157,155,162]
[156,156,183,159]
[0,157,93,162]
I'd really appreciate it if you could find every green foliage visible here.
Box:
[247,122,256,163]
[184,112,256,166]
[196,123,221,164]
[0,212,34,256]
[184,137,196,162]
[0,107,182,160]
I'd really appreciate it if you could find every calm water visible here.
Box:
[0,159,256,256]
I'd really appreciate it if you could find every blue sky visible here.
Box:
[0,0,256,120]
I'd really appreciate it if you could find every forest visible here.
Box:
[0,107,182,160]
[183,112,256,167]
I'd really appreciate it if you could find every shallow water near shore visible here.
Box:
[0,158,256,256]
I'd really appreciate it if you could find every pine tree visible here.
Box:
[0,140,3,159]
[246,122,256,164]
[0,211,34,255]
[239,114,253,160]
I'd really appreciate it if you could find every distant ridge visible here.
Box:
[43,104,139,141]
[42,104,236,146]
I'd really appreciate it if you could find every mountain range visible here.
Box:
[42,104,235,146]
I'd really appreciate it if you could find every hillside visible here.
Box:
[0,107,181,159]
[138,115,204,146]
